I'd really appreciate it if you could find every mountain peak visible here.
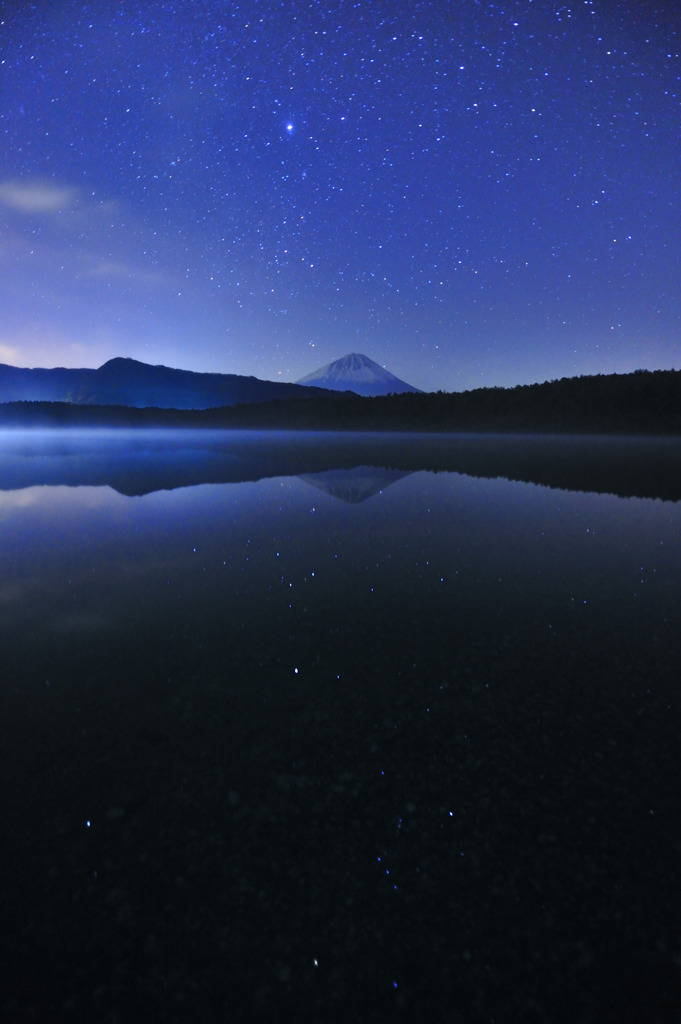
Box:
[296,353,421,397]
[99,356,149,368]
[0,357,332,409]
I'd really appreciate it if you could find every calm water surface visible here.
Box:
[2,430,680,1022]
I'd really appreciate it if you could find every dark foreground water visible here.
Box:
[2,430,681,1023]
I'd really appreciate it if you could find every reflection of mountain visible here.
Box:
[0,430,679,502]
[299,466,413,503]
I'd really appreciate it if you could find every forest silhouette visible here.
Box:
[0,368,679,435]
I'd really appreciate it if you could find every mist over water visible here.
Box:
[2,430,681,1021]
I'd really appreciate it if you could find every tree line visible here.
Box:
[0,368,679,435]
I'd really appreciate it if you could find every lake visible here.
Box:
[2,430,681,1022]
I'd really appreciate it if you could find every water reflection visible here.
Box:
[0,428,680,499]
[2,430,681,1022]
[299,466,412,502]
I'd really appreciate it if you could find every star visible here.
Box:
[0,1,676,389]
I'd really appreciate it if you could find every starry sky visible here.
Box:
[1,0,679,392]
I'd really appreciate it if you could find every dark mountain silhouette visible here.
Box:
[0,356,331,409]
[0,367,679,437]
[296,352,421,396]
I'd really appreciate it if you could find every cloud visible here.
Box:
[85,260,168,287]
[0,324,129,369]
[0,341,22,364]
[0,179,79,214]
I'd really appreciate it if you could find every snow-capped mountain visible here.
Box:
[296,353,421,397]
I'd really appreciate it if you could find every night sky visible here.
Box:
[1,1,679,392]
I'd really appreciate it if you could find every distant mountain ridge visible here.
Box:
[0,357,331,409]
[296,352,421,396]
[0,367,679,441]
